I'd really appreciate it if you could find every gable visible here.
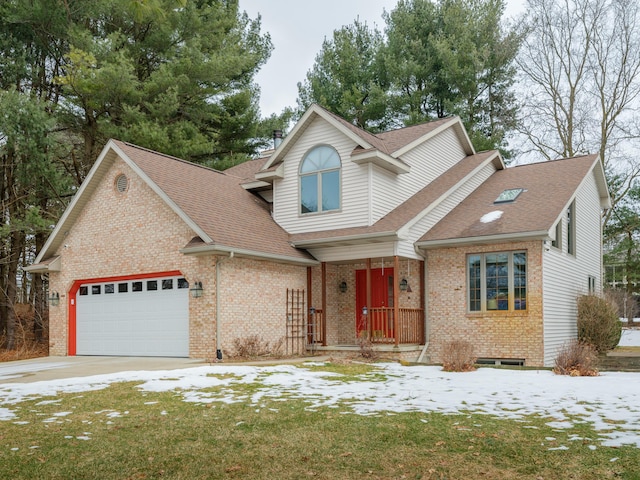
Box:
[30,140,315,270]
[55,157,198,278]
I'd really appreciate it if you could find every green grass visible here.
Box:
[1,365,639,479]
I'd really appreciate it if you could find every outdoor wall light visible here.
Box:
[48,291,60,307]
[399,278,409,292]
[310,306,316,315]
[339,281,347,293]
[190,281,204,298]
[362,306,368,316]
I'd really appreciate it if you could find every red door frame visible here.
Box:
[67,270,183,356]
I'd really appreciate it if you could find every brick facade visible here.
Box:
[426,241,544,366]
[47,156,310,360]
[218,257,306,356]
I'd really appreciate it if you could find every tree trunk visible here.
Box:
[5,228,23,350]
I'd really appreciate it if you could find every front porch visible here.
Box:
[304,256,426,355]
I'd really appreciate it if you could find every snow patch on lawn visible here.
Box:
[1,363,640,448]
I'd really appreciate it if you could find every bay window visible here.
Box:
[468,251,527,312]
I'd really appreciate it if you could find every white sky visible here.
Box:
[240,0,527,118]
[1,329,639,450]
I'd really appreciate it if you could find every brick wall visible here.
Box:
[426,241,544,366]
[217,256,307,356]
[49,157,215,358]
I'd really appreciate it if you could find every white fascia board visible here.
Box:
[262,104,375,171]
[109,142,213,244]
[180,243,318,266]
[591,155,612,209]
[416,231,548,250]
[241,180,272,191]
[33,140,121,264]
[392,117,475,157]
[351,150,411,174]
[291,231,399,248]
[24,256,61,273]
[254,163,284,181]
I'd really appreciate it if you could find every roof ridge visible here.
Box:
[115,140,227,176]
[510,153,597,169]
[376,116,457,136]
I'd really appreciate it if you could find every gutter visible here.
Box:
[291,231,399,248]
[415,230,549,250]
[180,243,318,266]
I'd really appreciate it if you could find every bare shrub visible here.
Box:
[578,294,622,352]
[553,340,598,376]
[231,334,270,358]
[441,340,476,372]
[0,316,48,362]
[357,336,380,361]
[230,335,284,360]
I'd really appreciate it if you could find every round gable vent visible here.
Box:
[115,174,129,193]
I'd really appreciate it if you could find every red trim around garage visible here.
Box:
[67,270,183,356]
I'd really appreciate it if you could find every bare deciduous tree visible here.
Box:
[517,0,640,223]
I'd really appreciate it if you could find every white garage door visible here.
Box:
[76,276,189,357]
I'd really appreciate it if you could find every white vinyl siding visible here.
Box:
[371,128,467,223]
[273,117,468,234]
[273,118,370,233]
[542,171,603,365]
[308,242,396,263]
[397,161,496,259]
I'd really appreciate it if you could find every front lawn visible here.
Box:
[1,362,639,479]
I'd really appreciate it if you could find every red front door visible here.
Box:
[355,268,394,336]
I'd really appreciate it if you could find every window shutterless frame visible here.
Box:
[299,145,341,214]
[467,251,527,313]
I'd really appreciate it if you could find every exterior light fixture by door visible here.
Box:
[362,305,368,316]
[190,281,203,298]
[339,281,347,293]
[48,292,60,307]
[399,278,409,292]
[310,306,316,315]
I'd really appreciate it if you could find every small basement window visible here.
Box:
[476,358,525,367]
[494,188,523,204]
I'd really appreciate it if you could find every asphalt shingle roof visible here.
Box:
[113,140,313,261]
[419,154,600,244]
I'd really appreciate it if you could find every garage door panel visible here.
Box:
[76,276,189,357]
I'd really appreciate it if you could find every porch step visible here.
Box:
[598,351,640,372]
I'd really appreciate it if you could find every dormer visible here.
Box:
[246,104,478,235]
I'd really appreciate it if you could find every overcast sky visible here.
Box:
[240,0,526,118]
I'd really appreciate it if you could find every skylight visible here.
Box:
[494,188,523,204]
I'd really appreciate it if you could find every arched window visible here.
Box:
[299,145,341,214]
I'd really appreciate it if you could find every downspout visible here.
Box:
[416,248,429,363]
[215,251,234,361]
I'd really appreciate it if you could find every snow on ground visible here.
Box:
[1,362,640,449]
[619,327,640,347]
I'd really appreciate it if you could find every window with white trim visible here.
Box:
[551,221,562,249]
[567,201,576,255]
[300,145,341,214]
[468,251,527,312]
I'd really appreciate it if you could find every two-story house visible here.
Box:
[27,104,610,366]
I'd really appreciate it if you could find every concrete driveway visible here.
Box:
[0,356,206,384]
